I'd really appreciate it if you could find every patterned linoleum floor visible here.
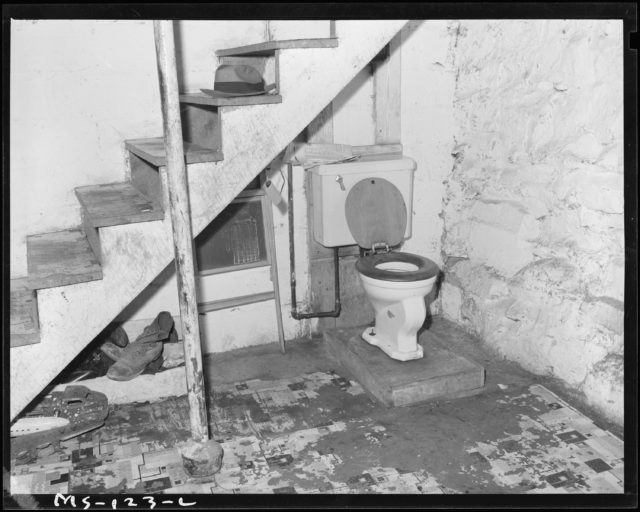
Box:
[10,370,624,494]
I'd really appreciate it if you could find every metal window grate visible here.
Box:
[195,196,268,274]
[222,215,260,265]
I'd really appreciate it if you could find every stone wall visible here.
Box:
[441,20,624,425]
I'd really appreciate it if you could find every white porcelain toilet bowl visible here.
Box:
[356,253,439,361]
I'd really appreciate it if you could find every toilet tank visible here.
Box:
[311,156,416,248]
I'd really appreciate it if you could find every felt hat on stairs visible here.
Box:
[201,64,276,98]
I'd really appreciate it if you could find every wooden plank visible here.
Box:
[198,291,275,315]
[27,229,103,290]
[274,50,282,100]
[130,153,164,210]
[125,137,223,167]
[81,207,102,264]
[324,326,485,407]
[261,189,286,354]
[180,104,223,157]
[352,143,403,158]
[344,178,407,249]
[154,20,209,443]
[290,142,402,164]
[216,38,339,57]
[75,182,164,228]
[304,102,338,330]
[373,34,402,144]
[179,92,282,107]
[10,280,40,347]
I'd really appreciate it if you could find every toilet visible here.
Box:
[311,156,440,361]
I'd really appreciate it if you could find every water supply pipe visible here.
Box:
[287,164,341,320]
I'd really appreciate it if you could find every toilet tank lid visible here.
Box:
[312,156,416,176]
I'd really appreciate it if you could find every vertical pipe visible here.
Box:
[288,164,341,320]
[154,20,209,443]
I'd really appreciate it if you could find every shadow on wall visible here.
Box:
[420,269,445,331]
[117,261,177,324]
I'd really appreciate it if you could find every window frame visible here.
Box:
[195,187,272,277]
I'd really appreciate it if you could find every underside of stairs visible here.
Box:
[10,20,408,420]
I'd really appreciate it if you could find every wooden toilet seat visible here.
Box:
[345,178,407,250]
[346,177,438,282]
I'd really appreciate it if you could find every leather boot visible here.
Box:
[99,325,130,362]
[106,341,163,381]
[135,311,175,343]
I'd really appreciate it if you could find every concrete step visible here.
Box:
[324,326,486,407]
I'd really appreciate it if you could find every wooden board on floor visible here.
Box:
[75,182,164,228]
[216,38,339,57]
[10,280,40,347]
[27,229,103,290]
[324,326,485,407]
[180,92,283,107]
[125,137,223,167]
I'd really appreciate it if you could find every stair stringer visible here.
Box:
[10,20,409,420]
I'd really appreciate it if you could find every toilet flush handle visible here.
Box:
[335,175,346,191]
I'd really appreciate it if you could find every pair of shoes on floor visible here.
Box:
[63,324,129,382]
[106,340,164,381]
[102,312,174,381]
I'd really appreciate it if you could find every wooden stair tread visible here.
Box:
[75,182,164,228]
[179,92,283,107]
[10,280,40,347]
[27,229,103,290]
[216,37,339,57]
[125,137,223,167]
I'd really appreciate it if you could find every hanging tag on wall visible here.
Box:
[263,144,294,207]
[262,178,283,206]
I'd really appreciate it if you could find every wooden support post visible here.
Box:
[305,105,338,331]
[154,20,209,443]
[373,33,402,144]
[262,186,287,354]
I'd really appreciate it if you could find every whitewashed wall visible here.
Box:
[399,20,458,313]
[440,20,624,425]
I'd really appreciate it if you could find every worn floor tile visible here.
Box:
[10,371,623,495]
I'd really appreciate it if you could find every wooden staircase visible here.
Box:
[10,20,408,420]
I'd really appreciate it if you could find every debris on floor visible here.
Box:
[10,385,109,465]
[9,371,623,494]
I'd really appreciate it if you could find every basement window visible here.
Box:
[194,178,270,275]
